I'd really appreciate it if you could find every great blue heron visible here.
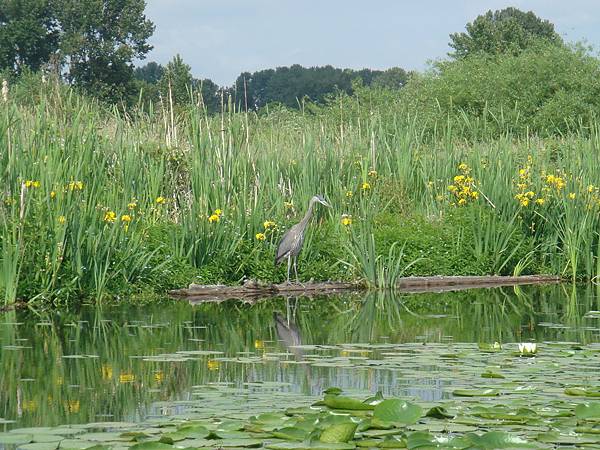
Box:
[275,195,331,283]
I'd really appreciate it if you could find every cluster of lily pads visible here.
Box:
[1,382,600,449]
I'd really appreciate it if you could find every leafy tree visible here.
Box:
[372,67,409,89]
[196,77,221,114]
[233,65,405,111]
[449,7,562,59]
[0,0,59,74]
[401,42,600,137]
[135,61,164,83]
[157,54,193,106]
[54,0,154,103]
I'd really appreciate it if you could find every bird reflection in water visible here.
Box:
[273,297,315,389]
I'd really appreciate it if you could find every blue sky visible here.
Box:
[142,0,600,86]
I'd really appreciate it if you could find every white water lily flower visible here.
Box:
[518,342,537,354]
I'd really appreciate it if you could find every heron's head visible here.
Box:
[313,195,331,208]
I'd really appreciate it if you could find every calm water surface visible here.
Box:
[1,284,599,429]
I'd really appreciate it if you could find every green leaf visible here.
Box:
[425,406,454,419]
[565,387,600,397]
[17,443,61,450]
[452,388,500,397]
[319,422,357,443]
[481,371,505,379]
[323,387,343,395]
[323,395,374,411]
[363,391,384,406]
[0,433,33,445]
[271,427,308,441]
[373,399,423,425]
[465,431,536,448]
[575,402,600,419]
[266,442,355,449]
[129,442,174,450]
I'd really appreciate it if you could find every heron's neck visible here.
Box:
[299,199,315,228]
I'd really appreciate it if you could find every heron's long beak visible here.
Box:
[322,200,332,208]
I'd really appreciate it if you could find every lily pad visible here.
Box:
[373,399,423,425]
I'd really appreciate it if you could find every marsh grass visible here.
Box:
[2,74,600,303]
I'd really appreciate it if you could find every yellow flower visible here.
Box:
[207,359,219,371]
[50,190,56,199]
[255,232,266,241]
[254,340,264,350]
[568,192,576,199]
[453,175,465,183]
[119,373,135,383]
[368,170,378,178]
[341,214,352,226]
[25,180,40,188]
[458,163,469,172]
[470,191,479,200]
[361,182,371,191]
[67,181,83,191]
[519,168,528,178]
[458,198,467,206]
[22,400,38,412]
[263,220,276,229]
[520,198,530,207]
[546,174,556,184]
[121,214,132,222]
[448,185,458,193]
[154,371,164,383]
[426,181,434,189]
[127,201,137,210]
[535,198,545,205]
[58,215,66,225]
[104,211,116,223]
[67,400,80,413]
[101,365,113,380]
[155,196,165,204]
[284,201,294,209]
[208,214,220,223]
[588,185,596,193]
[214,209,223,216]
[345,191,353,198]
[526,191,535,198]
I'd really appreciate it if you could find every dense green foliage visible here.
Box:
[231,65,408,110]
[449,7,562,59]
[0,0,154,103]
[0,0,59,73]
[397,42,600,138]
[3,50,600,305]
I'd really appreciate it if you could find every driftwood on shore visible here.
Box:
[168,275,561,304]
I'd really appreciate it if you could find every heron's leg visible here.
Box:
[293,257,299,283]
[293,258,305,287]
[286,255,291,284]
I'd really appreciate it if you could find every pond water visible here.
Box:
[1,284,600,448]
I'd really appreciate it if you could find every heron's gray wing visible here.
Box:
[275,225,300,265]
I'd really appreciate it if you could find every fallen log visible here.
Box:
[168,275,561,303]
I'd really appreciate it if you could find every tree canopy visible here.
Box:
[232,65,408,110]
[449,7,562,59]
[0,0,154,103]
[0,0,59,73]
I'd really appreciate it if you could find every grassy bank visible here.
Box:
[2,72,600,304]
